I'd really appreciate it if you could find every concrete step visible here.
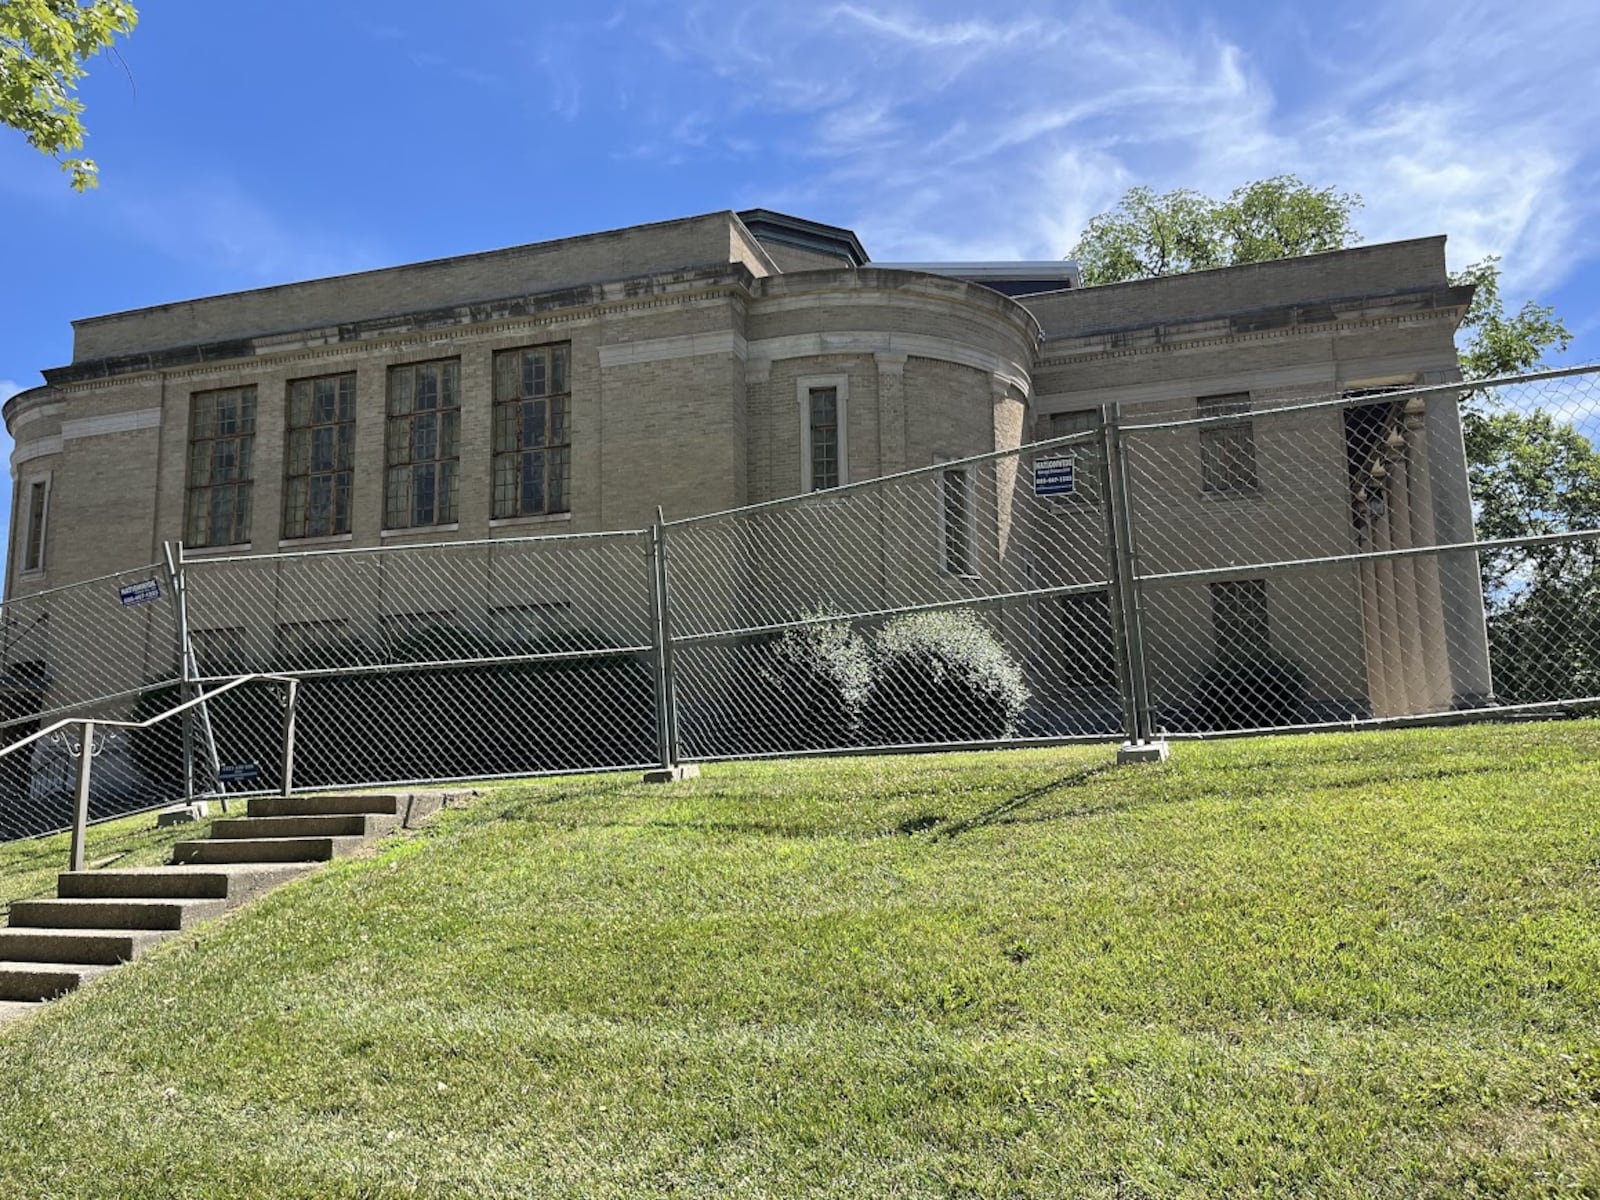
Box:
[0,926,171,966]
[0,999,44,1024]
[247,794,402,818]
[0,961,114,1002]
[57,863,313,901]
[210,814,395,841]
[171,836,365,865]
[8,897,226,932]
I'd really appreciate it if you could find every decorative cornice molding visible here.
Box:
[45,280,757,395]
[1038,307,1462,367]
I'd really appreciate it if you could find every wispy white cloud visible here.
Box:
[0,381,21,404]
[621,0,1599,315]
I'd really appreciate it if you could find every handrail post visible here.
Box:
[68,719,94,873]
[279,677,298,797]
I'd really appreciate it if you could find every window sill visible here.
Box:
[489,512,573,529]
[184,542,252,558]
[381,523,461,539]
[278,532,355,549]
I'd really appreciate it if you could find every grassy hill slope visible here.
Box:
[1,724,1598,1197]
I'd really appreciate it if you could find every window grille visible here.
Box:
[386,361,460,528]
[1198,393,1258,493]
[284,373,355,539]
[186,386,257,547]
[493,345,571,518]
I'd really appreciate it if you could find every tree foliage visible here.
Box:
[1450,254,1573,382]
[1070,176,1362,286]
[0,0,137,191]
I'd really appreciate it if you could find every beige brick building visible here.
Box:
[3,208,1486,737]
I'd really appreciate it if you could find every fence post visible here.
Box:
[279,678,298,798]
[68,719,95,873]
[165,542,226,810]
[163,542,197,804]
[644,512,693,782]
[1094,409,1138,746]
[1101,404,1167,762]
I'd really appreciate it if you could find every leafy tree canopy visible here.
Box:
[1070,175,1363,285]
[1450,254,1573,381]
[0,0,137,191]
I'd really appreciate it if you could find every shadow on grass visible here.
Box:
[930,762,1121,841]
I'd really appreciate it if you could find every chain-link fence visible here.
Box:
[1119,366,1600,736]
[5,364,1600,839]
[0,563,181,837]
[175,530,661,793]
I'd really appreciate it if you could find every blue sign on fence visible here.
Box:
[1034,456,1076,497]
[218,763,262,784]
[117,579,162,607]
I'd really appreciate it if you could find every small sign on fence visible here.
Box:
[1034,456,1076,497]
[217,763,261,784]
[117,579,162,607]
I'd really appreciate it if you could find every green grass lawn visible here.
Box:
[1,723,1598,1197]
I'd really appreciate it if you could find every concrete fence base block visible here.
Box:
[156,803,209,827]
[1116,740,1171,765]
[642,765,702,784]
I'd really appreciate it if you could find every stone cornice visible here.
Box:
[1038,295,1468,367]
[44,265,762,391]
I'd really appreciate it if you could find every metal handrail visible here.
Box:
[0,672,300,873]
[0,672,296,761]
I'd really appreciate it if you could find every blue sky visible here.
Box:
[2,0,1597,552]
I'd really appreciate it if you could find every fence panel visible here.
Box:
[0,563,180,837]
[179,531,660,790]
[1118,367,1600,734]
[664,431,1126,759]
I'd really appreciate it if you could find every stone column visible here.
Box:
[1420,372,1494,704]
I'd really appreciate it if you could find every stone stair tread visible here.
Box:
[57,862,316,901]
[7,897,225,931]
[171,835,365,865]
[0,927,170,965]
[0,926,168,940]
[247,794,403,817]
[211,814,381,839]
[0,961,115,1001]
[0,1000,44,1023]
